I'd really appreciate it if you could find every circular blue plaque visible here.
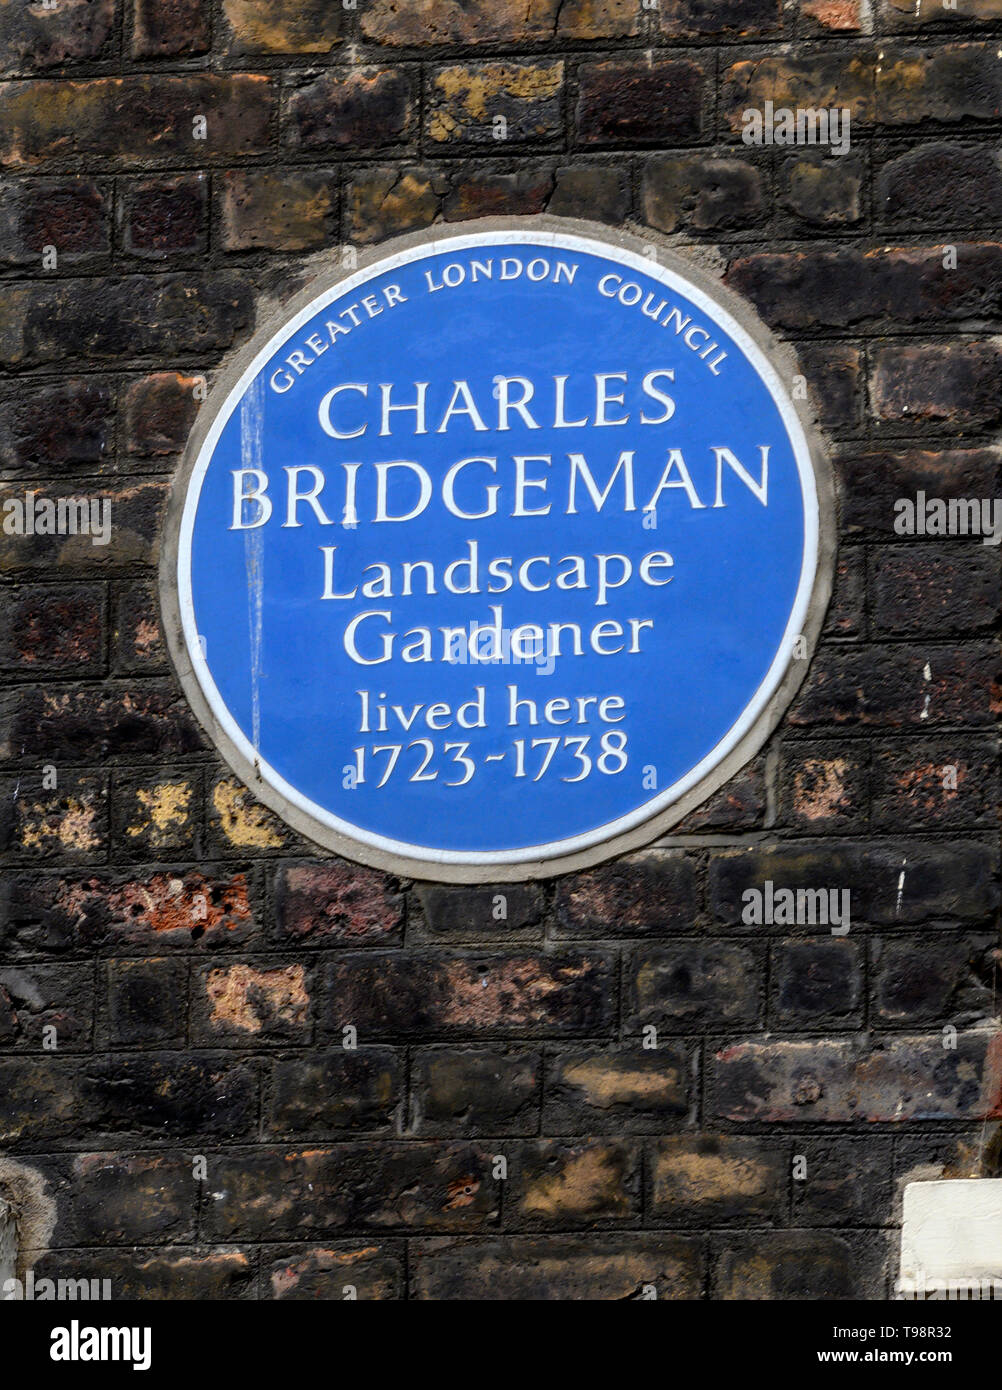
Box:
[164,223,829,879]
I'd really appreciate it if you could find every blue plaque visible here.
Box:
[163,223,831,879]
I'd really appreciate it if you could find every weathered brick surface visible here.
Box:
[0,0,116,76]
[2,0,1000,1305]
[410,1233,703,1299]
[426,61,564,146]
[0,378,114,474]
[323,952,615,1038]
[120,177,208,261]
[577,60,705,145]
[709,1031,1002,1122]
[649,1135,787,1224]
[220,169,339,253]
[284,68,415,152]
[0,76,275,167]
[132,0,210,60]
[0,177,110,269]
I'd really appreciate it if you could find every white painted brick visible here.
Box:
[901,1180,1002,1282]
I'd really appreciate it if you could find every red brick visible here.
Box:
[120,175,208,259]
[274,862,403,945]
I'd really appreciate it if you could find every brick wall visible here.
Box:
[1,0,1000,1300]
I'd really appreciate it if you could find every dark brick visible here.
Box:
[543,1046,690,1134]
[31,1246,254,1299]
[674,760,766,831]
[221,168,338,252]
[411,1233,703,1299]
[895,1130,996,1186]
[513,1139,640,1225]
[643,154,764,234]
[443,165,552,222]
[0,682,203,762]
[726,244,1002,331]
[0,963,93,1050]
[123,373,200,457]
[770,939,863,1025]
[797,344,861,430]
[0,481,165,574]
[221,0,345,54]
[879,0,1002,24]
[0,0,115,75]
[871,935,997,1025]
[877,43,1002,127]
[871,739,1000,830]
[871,342,1002,425]
[710,840,999,926]
[546,165,629,224]
[708,1030,1002,1122]
[0,178,110,268]
[0,1057,81,1141]
[576,60,705,146]
[426,61,564,146]
[324,952,615,1039]
[661,0,783,34]
[203,1144,498,1239]
[840,448,1002,537]
[0,76,275,167]
[107,959,187,1047]
[0,275,252,366]
[269,1051,402,1136]
[779,153,865,227]
[265,1243,403,1300]
[410,1048,540,1135]
[274,862,403,945]
[120,175,208,259]
[284,68,415,151]
[872,545,1000,636]
[132,0,210,58]
[417,883,544,941]
[790,644,999,729]
[715,1231,869,1299]
[47,1152,196,1245]
[824,552,865,637]
[649,1135,787,1223]
[877,144,1002,227]
[0,583,105,675]
[792,1139,893,1228]
[627,944,761,1031]
[554,850,701,938]
[83,1054,258,1139]
[0,378,113,474]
